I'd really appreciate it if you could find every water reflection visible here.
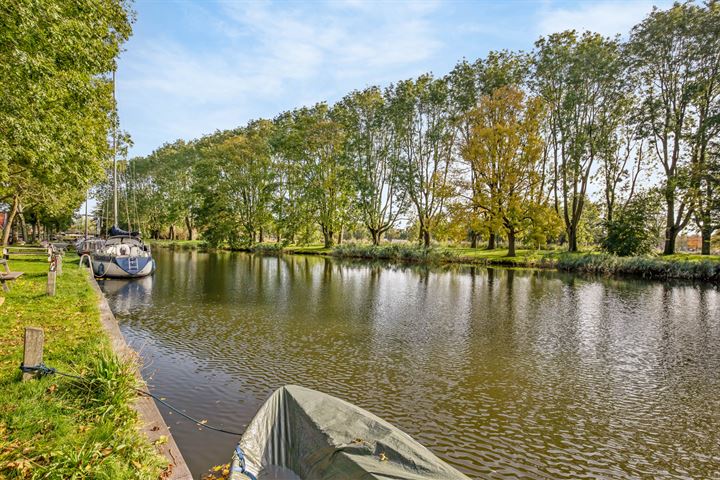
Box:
[101,250,720,479]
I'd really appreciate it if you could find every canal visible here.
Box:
[100,249,720,479]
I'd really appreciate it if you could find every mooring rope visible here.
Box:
[19,363,244,436]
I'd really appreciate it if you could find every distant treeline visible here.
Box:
[0,1,133,245]
[104,2,720,256]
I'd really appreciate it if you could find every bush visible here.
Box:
[332,243,451,263]
[601,194,662,256]
[252,242,284,255]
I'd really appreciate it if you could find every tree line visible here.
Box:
[0,0,133,245]
[107,2,719,256]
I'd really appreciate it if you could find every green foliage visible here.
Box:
[0,0,134,243]
[602,193,662,256]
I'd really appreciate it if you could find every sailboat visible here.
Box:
[91,71,155,279]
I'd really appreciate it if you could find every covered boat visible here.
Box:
[230,385,469,480]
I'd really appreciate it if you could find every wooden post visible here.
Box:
[22,327,44,381]
[56,254,63,276]
[47,256,57,296]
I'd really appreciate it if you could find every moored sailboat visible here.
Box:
[91,71,155,279]
[92,227,155,278]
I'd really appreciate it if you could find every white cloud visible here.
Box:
[536,0,671,38]
[119,0,444,155]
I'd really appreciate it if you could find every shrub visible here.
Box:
[252,242,284,255]
[602,194,662,256]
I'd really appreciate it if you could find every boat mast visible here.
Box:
[112,69,118,228]
[84,187,88,240]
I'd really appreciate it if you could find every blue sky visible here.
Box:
[117,0,671,158]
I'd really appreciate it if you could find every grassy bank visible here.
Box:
[147,239,720,281]
[0,255,166,478]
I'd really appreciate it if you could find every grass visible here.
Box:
[0,254,167,479]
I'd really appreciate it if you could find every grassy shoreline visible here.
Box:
[148,240,720,282]
[0,254,167,478]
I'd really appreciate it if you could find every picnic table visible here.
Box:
[2,245,54,260]
[0,258,24,292]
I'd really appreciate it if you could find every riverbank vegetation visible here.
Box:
[106,2,720,260]
[149,240,720,280]
[0,256,166,478]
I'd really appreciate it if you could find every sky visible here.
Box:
[117,0,672,158]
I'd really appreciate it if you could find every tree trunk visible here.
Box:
[470,231,478,249]
[337,228,343,246]
[663,190,676,255]
[422,229,431,249]
[259,227,264,243]
[185,215,194,241]
[663,229,677,255]
[322,229,334,248]
[370,228,380,246]
[169,224,175,241]
[701,226,712,255]
[2,195,19,246]
[486,233,496,250]
[18,212,28,243]
[568,225,578,252]
[507,229,516,257]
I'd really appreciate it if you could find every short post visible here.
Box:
[22,327,44,381]
[56,254,63,276]
[47,256,57,296]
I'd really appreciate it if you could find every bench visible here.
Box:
[0,258,24,292]
[2,246,54,260]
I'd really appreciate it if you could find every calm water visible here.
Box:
[100,249,720,479]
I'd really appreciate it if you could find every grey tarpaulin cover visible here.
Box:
[230,385,470,480]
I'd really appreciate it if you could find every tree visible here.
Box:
[461,86,558,256]
[627,2,719,254]
[0,0,134,244]
[390,74,456,248]
[274,105,352,248]
[534,31,625,252]
[448,51,530,248]
[689,2,720,254]
[335,87,407,245]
